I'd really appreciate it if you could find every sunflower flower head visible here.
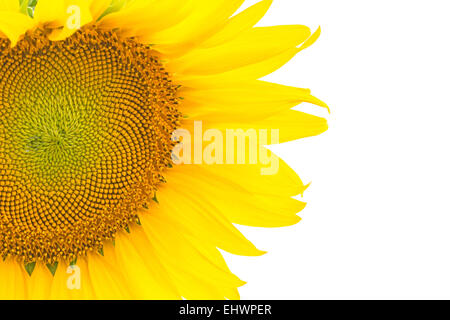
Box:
[0,0,328,299]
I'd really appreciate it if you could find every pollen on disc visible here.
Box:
[0,26,181,264]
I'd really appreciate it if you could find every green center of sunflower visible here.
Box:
[18,94,98,180]
[0,26,181,267]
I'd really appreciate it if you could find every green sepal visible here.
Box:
[24,262,36,277]
[142,203,149,209]
[98,0,125,21]
[20,0,36,17]
[152,194,159,204]
[46,262,59,276]
[19,0,28,14]
[124,225,131,233]
[70,258,77,266]
[98,247,104,256]
[135,216,142,226]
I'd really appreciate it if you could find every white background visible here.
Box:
[225,0,450,299]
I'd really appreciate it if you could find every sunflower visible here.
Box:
[0,0,328,299]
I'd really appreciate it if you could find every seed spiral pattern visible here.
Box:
[0,26,181,264]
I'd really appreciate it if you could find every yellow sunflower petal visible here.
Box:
[114,229,180,299]
[174,26,320,85]
[49,1,94,41]
[33,0,66,25]
[139,211,245,299]
[86,243,134,299]
[168,25,310,75]
[0,259,27,299]
[169,127,307,195]
[169,164,305,227]
[200,0,273,48]
[181,232,246,299]
[0,11,34,46]
[0,0,19,11]
[99,0,193,39]
[89,0,111,20]
[174,47,298,87]
[153,182,265,257]
[49,259,97,300]
[198,109,328,144]
[25,262,54,300]
[34,0,94,40]
[180,80,328,121]
[199,153,307,197]
[299,25,322,51]
[150,0,245,56]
